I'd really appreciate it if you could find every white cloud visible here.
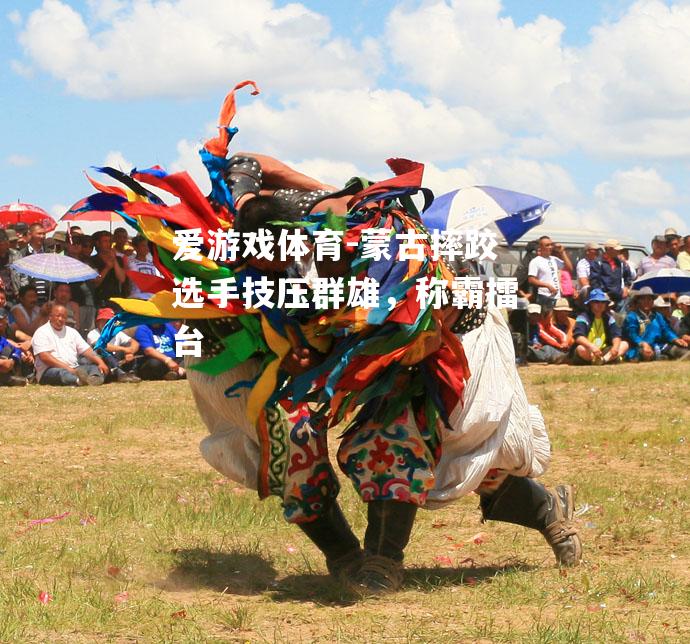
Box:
[593,167,676,207]
[170,139,211,194]
[235,89,505,166]
[6,154,34,167]
[50,203,68,219]
[103,150,133,172]
[7,9,22,25]
[288,158,373,189]
[386,0,573,129]
[16,0,381,99]
[385,0,690,159]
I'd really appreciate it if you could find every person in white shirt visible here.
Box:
[86,307,140,383]
[576,242,599,301]
[528,236,573,311]
[127,236,161,300]
[32,304,109,386]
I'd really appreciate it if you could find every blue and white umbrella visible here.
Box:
[422,185,550,245]
[10,253,98,283]
[633,268,690,294]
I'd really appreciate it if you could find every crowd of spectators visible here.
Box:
[521,229,690,366]
[0,224,185,387]
[1,222,689,387]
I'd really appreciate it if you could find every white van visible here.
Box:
[489,225,648,279]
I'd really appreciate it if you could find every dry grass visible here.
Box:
[1,362,688,643]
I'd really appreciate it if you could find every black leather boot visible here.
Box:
[297,502,363,579]
[480,475,582,566]
[353,501,418,593]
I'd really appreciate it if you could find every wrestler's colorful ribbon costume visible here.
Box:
[87,82,472,521]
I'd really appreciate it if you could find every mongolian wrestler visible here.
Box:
[187,156,582,593]
[88,82,581,593]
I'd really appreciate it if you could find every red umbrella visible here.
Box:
[61,196,124,225]
[0,201,57,231]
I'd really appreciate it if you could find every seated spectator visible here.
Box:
[87,308,141,383]
[552,298,576,350]
[526,303,567,364]
[134,321,186,381]
[573,289,629,365]
[654,296,680,334]
[637,235,676,276]
[677,235,690,271]
[51,283,80,329]
[623,287,689,361]
[32,304,109,386]
[0,308,29,386]
[128,236,161,300]
[11,285,49,336]
[676,294,690,341]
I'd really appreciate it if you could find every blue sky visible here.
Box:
[1,0,689,242]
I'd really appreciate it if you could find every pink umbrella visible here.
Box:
[0,201,57,231]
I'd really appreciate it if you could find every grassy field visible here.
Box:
[1,362,689,643]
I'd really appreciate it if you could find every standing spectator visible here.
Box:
[676,235,690,271]
[112,227,134,262]
[589,239,633,309]
[32,304,109,386]
[573,289,629,365]
[618,248,637,279]
[67,234,97,337]
[13,223,29,250]
[89,231,128,307]
[623,288,689,361]
[664,228,681,261]
[528,236,572,311]
[11,285,49,336]
[0,308,29,386]
[5,228,20,251]
[128,236,161,300]
[51,283,80,329]
[87,308,141,383]
[575,242,599,302]
[637,236,677,277]
[134,321,186,380]
[0,229,20,303]
[11,223,50,303]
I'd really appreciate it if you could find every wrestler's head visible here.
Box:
[235,195,307,272]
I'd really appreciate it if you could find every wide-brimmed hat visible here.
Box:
[677,294,690,306]
[553,298,573,311]
[585,288,610,304]
[584,241,600,250]
[631,286,655,300]
[527,303,542,314]
[653,296,670,308]
[603,239,623,250]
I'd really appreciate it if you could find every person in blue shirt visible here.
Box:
[589,240,634,309]
[0,307,28,386]
[134,321,186,380]
[624,287,690,361]
[572,289,628,365]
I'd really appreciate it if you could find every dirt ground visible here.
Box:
[1,362,688,642]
